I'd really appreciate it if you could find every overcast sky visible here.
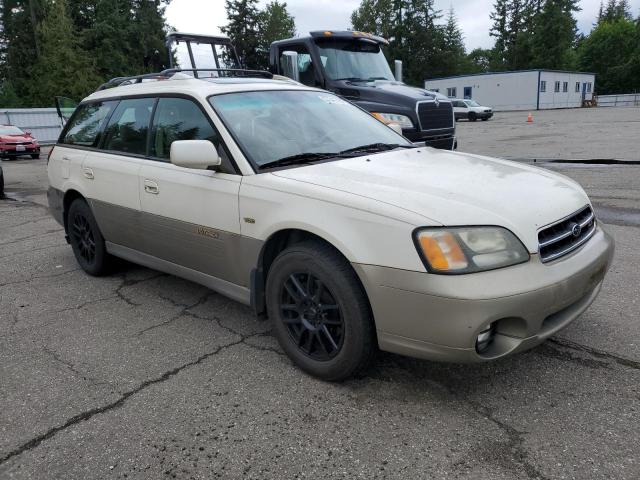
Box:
[166,0,640,51]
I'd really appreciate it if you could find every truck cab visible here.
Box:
[270,31,456,150]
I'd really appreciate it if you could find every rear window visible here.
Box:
[61,102,117,147]
[0,126,24,135]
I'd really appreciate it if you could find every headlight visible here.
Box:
[371,112,413,129]
[413,227,529,274]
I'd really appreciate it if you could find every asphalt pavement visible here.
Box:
[1,146,639,479]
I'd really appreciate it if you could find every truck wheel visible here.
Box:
[468,112,477,122]
[266,241,375,381]
[67,199,112,276]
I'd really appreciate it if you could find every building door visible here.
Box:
[463,86,472,99]
[582,83,587,101]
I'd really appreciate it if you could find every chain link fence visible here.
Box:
[0,108,62,144]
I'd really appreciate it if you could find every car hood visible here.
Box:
[271,148,590,252]
[0,134,34,143]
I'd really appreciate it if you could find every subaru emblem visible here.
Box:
[570,223,582,237]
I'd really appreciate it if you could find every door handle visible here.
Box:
[83,167,94,180]
[144,179,159,194]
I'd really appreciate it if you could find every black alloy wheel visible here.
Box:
[280,272,344,361]
[266,241,375,381]
[71,212,96,265]
[67,199,112,276]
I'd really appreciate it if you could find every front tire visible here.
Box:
[31,153,40,159]
[266,241,375,381]
[67,199,112,276]
[468,112,477,122]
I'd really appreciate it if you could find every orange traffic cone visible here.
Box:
[527,112,533,123]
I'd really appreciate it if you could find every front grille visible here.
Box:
[4,141,29,145]
[538,206,596,262]
[417,101,453,131]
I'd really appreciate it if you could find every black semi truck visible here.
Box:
[270,31,456,150]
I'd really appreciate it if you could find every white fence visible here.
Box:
[597,94,640,107]
[0,108,62,144]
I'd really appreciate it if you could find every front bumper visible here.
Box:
[0,146,40,157]
[477,112,493,119]
[354,226,614,363]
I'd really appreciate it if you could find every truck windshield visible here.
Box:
[209,90,411,168]
[315,39,394,82]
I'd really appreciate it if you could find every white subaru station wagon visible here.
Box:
[47,72,614,380]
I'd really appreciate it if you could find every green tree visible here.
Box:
[531,0,580,69]
[489,0,509,69]
[221,0,261,68]
[466,48,493,72]
[578,17,639,93]
[256,1,296,70]
[437,8,468,76]
[26,0,100,105]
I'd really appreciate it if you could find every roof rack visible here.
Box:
[96,68,274,91]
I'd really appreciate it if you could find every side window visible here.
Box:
[149,97,235,174]
[150,97,219,160]
[62,101,117,147]
[102,98,155,155]
[279,45,316,86]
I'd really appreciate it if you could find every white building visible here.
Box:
[424,70,595,111]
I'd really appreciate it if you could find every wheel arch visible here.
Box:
[250,228,370,320]
[62,189,86,233]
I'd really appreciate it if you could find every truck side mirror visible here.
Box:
[281,51,299,82]
[394,60,403,82]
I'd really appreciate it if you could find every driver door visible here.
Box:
[137,97,245,287]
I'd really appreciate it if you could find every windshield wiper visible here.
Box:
[258,152,339,170]
[338,143,416,155]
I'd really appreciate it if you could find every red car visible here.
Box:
[0,125,41,159]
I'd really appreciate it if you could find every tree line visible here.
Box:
[0,0,172,107]
[1,0,638,107]
[351,0,640,94]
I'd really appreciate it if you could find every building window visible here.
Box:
[447,87,457,98]
[587,82,592,93]
[554,81,560,93]
[575,82,580,92]
[563,82,568,92]
[540,81,546,92]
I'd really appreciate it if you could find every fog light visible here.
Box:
[476,323,496,353]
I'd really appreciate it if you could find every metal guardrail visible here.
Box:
[0,108,62,144]
[597,94,640,107]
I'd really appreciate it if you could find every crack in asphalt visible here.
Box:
[0,228,61,247]
[549,337,640,370]
[136,292,213,335]
[0,268,80,288]
[42,346,113,388]
[0,336,249,466]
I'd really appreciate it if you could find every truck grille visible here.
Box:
[417,101,453,132]
[538,206,596,263]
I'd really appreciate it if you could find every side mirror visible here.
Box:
[170,140,221,170]
[394,60,403,82]
[281,51,299,82]
[25,130,32,136]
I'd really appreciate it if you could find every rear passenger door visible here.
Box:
[84,97,156,249]
[138,97,244,285]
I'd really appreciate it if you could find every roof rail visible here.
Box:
[96,68,274,91]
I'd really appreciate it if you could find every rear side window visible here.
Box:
[150,97,219,160]
[102,98,155,155]
[62,101,116,147]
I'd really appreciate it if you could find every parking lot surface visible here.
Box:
[457,107,640,162]
[1,121,640,478]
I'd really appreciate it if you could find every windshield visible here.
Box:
[465,100,480,107]
[316,39,394,82]
[0,126,24,135]
[209,90,411,168]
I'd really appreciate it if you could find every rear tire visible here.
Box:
[266,241,375,381]
[67,199,112,276]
